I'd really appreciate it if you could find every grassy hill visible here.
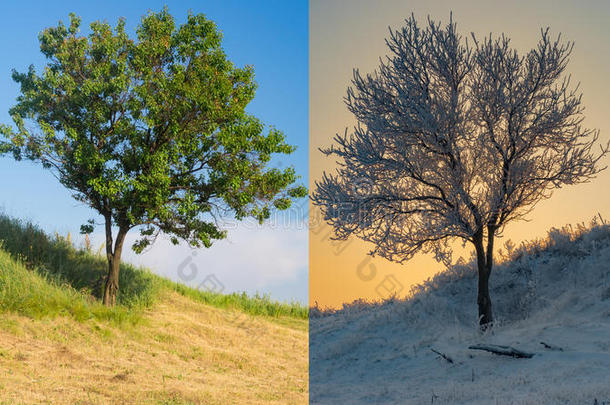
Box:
[0,214,308,404]
[310,219,610,404]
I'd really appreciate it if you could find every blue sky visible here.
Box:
[0,0,308,304]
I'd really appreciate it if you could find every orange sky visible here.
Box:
[309,0,610,309]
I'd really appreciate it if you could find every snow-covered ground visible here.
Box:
[310,222,610,404]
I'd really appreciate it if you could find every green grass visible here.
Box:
[0,246,139,326]
[0,213,307,322]
[160,279,308,318]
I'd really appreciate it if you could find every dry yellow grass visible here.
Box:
[0,291,308,404]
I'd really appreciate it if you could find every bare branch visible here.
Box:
[312,15,607,266]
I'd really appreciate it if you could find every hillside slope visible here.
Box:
[0,216,307,404]
[310,222,610,404]
[1,290,307,404]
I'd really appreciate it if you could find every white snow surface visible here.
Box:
[310,223,610,404]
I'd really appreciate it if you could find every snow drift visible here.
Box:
[310,220,610,404]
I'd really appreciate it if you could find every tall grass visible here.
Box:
[0,214,160,308]
[0,243,139,325]
[161,279,308,318]
[0,214,307,320]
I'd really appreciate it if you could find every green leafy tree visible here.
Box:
[1,9,307,306]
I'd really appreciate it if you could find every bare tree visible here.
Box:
[312,14,608,328]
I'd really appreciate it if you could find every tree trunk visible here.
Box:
[103,254,120,307]
[474,230,494,329]
[477,260,493,328]
[102,220,128,307]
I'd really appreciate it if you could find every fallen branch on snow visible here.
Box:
[540,341,564,351]
[430,348,454,364]
[468,344,535,358]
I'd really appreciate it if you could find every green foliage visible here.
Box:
[1,7,307,253]
[0,213,307,319]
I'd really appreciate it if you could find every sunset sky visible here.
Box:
[310,0,610,308]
